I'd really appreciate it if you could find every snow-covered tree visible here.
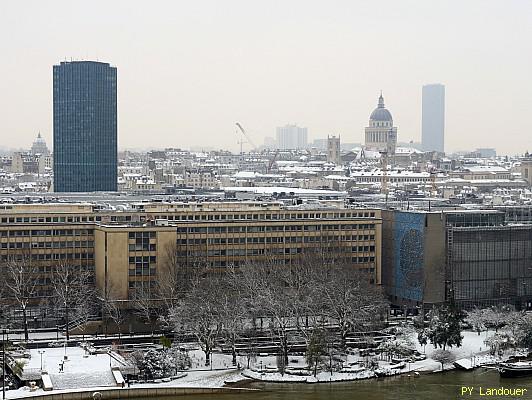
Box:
[319,264,387,353]
[4,255,39,341]
[466,307,488,336]
[483,304,514,332]
[417,329,429,353]
[424,304,465,351]
[484,333,515,356]
[219,271,247,366]
[237,259,297,367]
[432,349,455,371]
[518,317,532,350]
[378,336,415,361]
[135,349,175,379]
[168,346,192,370]
[50,262,95,341]
[169,274,221,367]
[510,313,532,350]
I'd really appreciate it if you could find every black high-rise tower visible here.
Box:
[53,61,117,192]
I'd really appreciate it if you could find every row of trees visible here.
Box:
[466,305,532,355]
[0,256,95,341]
[167,251,388,370]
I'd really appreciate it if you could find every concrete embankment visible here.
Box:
[12,386,256,400]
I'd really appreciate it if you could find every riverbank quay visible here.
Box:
[3,330,525,397]
[6,385,257,400]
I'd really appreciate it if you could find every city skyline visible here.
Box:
[1,0,531,155]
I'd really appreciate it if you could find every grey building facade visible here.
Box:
[382,209,532,311]
[53,61,117,192]
[421,84,445,153]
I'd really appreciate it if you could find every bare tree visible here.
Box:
[320,265,387,353]
[50,262,95,341]
[156,243,200,326]
[219,271,247,366]
[132,284,157,338]
[0,274,8,324]
[4,255,39,341]
[238,258,297,367]
[100,284,126,340]
[169,274,222,367]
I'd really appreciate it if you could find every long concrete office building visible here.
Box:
[0,201,382,326]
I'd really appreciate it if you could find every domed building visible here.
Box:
[31,132,50,155]
[364,93,397,155]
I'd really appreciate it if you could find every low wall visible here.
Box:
[20,387,254,400]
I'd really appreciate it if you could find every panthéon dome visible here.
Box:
[369,93,393,122]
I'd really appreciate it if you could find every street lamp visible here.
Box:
[38,350,45,372]
[2,329,7,400]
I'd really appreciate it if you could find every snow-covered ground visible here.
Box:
[412,330,505,372]
[16,347,125,389]
[5,329,524,398]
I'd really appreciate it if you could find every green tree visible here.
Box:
[432,349,455,371]
[426,304,465,351]
[306,329,327,377]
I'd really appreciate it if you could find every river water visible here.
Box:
[150,370,532,400]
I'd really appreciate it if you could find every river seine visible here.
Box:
[146,369,532,400]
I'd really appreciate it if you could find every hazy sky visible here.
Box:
[1,0,531,154]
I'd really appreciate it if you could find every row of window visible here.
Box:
[128,231,157,239]
[151,211,376,222]
[0,241,94,249]
[0,253,94,261]
[179,234,376,246]
[0,210,377,226]
[128,243,157,252]
[128,256,157,264]
[207,258,376,267]
[34,265,95,273]
[128,267,156,276]
[179,248,376,259]
[178,224,376,234]
[0,229,94,237]
[0,216,101,224]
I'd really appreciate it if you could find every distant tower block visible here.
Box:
[422,84,445,153]
[364,93,397,156]
[327,135,341,164]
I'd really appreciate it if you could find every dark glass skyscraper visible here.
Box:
[53,61,117,192]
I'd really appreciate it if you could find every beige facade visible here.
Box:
[327,136,341,165]
[521,158,532,186]
[0,202,382,303]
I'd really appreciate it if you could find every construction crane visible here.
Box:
[428,166,438,197]
[380,150,389,204]
[235,122,257,153]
